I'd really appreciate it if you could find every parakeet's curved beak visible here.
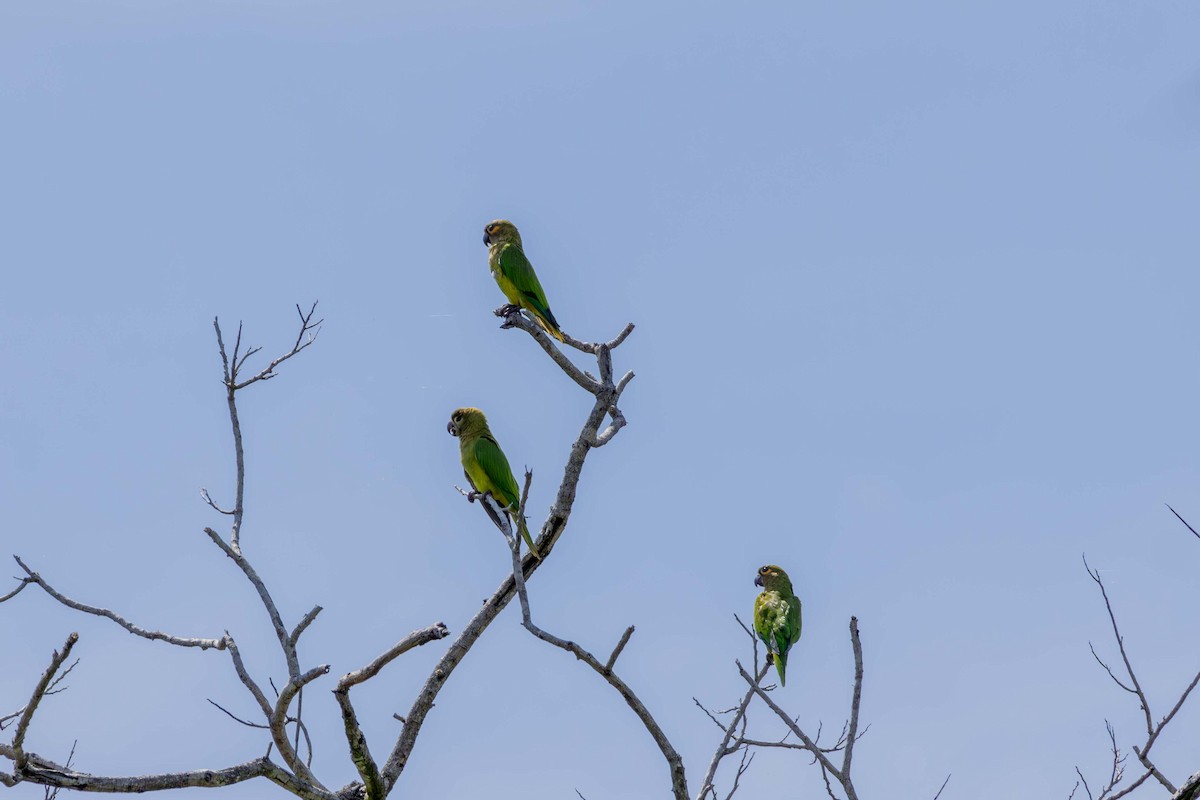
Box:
[447,421,458,436]
[482,231,491,245]
[754,575,764,587]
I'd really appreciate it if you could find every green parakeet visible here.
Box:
[754,564,802,687]
[447,407,541,559]
[482,219,565,342]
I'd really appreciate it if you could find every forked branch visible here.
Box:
[502,470,687,800]
[1080,527,1200,797]
[334,624,450,800]
[381,319,635,793]
[735,616,866,800]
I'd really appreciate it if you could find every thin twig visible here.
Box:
[1165,504,1200,541]
[605,626,635,673]
[1,660,79,732]
[13,556,224,650]
[1107,769,1154,800]
[695,661,771,800]
[721,749,753,800]
[1084,556,1153,737]
[207,699,269,729]
[737,660,847,789]
[1076,767,1095,800]
[43,738,77,800]
[1089,642,1136,694]
[230,302,322,391]
[12,633,79,769]
[0,578,33,604]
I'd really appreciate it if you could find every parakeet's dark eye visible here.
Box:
[453,413,462,423]
[485,224,496,234]
[759,566,770,575]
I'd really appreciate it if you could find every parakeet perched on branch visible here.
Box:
[754,564,802,687]
[447,407,541,558]
[483,219,565,342]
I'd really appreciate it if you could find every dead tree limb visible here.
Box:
[380,318,635,792]
[499,469,688,800]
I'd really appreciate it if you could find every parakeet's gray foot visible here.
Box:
[493,304,520,317]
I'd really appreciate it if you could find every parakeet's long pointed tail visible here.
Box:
[531,311,565,342]
[516,514,542,560]
[774,651,788,687]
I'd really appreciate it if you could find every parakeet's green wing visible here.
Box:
[469,435,521,511]
[498,246,560,329]
[755,595,800,653]
[778,597,801,654]
[753,594,780,653]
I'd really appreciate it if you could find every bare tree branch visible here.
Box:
[494,309,601,392]
[1173,771,1200,800]
[338,624,451,692]
[841,617,864,778]
[721,748,753,800]
[290,607,324,647]
[1131,746,1175,794]
[2,658,79,732]
[1,744,331,799]
[11,633,78,770]
[1084,556,1153,737]
[268,666,330,789]
[209,303,321,553]
[12,556,225,650]
[1165,504,1200,541]
[1076,767,1095,800]
[695,662,771,800]
[504,486,688,800]
[204,529,300,679]
[1082,548,1200,797]
[208,698,269,730]
[605,626,635,673]
[737,660,851,794]
[1089,642,1136,695]
[380,321,635,792]
[332,694,382,800]
[0,578,33,604]
[330,623,450,800]
[224,632,272,717]
[1143,668,1200,758]
[41,738,77,800]
[932,774,951,800]
[229,303,323,392]
[1106,770,1154,800]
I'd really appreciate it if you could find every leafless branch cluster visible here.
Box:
[383,311,638,789]
[2,305,452,799]
[484,466,689,799]
[2,303,640,799]
[1074,508,1200,800]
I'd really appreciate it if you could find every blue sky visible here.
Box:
[3,2,1200,798]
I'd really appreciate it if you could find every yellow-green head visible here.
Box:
[482,219,522,248]
[447,407,491,440]
[754,564,795,595]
